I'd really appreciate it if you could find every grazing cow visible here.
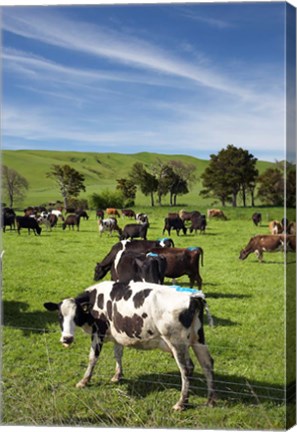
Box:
[207,209,227,220]
[239,234,295,262]
[94,239,174,281]
[149,247,204,288]
[98,218,122,236]
[16,216,42,235]
[96,209,104,219]
[252,212,262,226]
[136,213,149,225]
[76,210,89,220]
[190,215,207,234]
[268,220,282,235]
[179,210,201,222]
[106,208,120,217]
[121,209,136,219]
[44,280,216,411]
[163,216,187,236]
[62,214,80,231]
[38,212,52,231]
[111,251,167,284]
[120,222,149,241]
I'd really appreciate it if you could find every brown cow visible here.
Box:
[149,246,204,288]
[106,208,120,217]
[268,220,282,235]
[239,234,295,262]
[179,209,201,222]
[121,209,136,219]
[207,209,227,220]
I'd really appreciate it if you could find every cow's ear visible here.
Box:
[44,302,59,311]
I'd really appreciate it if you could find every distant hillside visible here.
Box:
[2,150,273,208]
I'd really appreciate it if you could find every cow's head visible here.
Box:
[44,298,91,347]
[239,248,248,260]
[94,263,109,281]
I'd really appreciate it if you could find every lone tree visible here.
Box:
[46,164,86,208]
[200,145,258,207]
[2,165,29,207]
[129,162,158,207]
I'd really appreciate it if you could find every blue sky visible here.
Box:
[1,2,292,161]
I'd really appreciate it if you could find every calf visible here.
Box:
[16,216,42,235]
[44,280,215,411]
[239,234,294,262]
[149,246,204,288]
[2,211,15,232]
[190,214,207,234]
[98,218,122,236]
[94,239,174,281]
[111,251,167,284]
[163,216,187,236]
[120,222,149,241]
[62,214,80,231]
[252,212,262,226]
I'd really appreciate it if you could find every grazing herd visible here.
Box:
[3,203,296,411]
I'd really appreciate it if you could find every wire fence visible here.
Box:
[2,323,293,406]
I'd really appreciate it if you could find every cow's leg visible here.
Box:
[163,339,191,411]
[255,249,263,262]
[191,342,216,406]
[76,329,104,388]
[111,343,124,382]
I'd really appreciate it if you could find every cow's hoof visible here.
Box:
[110,375,122,383]
[173,403,185,411]
[76,380,87,388]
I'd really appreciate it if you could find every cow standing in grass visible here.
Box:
[44,280,216,411]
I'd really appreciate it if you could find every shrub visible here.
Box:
[89,190,125,209]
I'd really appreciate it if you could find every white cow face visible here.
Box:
[44,299,77,347]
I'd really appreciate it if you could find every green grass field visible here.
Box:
[2,203,295,429]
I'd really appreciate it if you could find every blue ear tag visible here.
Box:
[187,246,199,251]
[147,252,159,257]
[158,237,169,242]
[170,285,202,294]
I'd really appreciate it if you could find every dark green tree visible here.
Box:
[200,145,258,207]
[257,167,284,206]
[116,178,137,206]
[46,164,86,208]
[129,162,158,206]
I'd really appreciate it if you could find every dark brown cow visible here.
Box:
[149,246,204,288]
[121,209,136,219]
[163,216,187,236]
[252,212,262,226]
[239,234,295,262]
[96,209,104,219]
[106,208,120,217]
[62,214,81,231]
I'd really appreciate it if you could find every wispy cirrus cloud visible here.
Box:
[3,8,261,101]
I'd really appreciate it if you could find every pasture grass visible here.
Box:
[1,206,294,429]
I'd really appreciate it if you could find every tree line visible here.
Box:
[2,145,296,209]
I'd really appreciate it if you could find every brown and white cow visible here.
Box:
[98,218,122,236]
[268,220,282,235]
[44,280,216,411]
[207,209,227,220]
[179,209,201,222]
[239,234,295,262]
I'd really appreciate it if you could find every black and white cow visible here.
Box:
[44,280,216,411]
[98,218,122,236]
[111,251,167,284]
[94,239,174,281]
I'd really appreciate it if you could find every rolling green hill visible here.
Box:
[2,150,273,208]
